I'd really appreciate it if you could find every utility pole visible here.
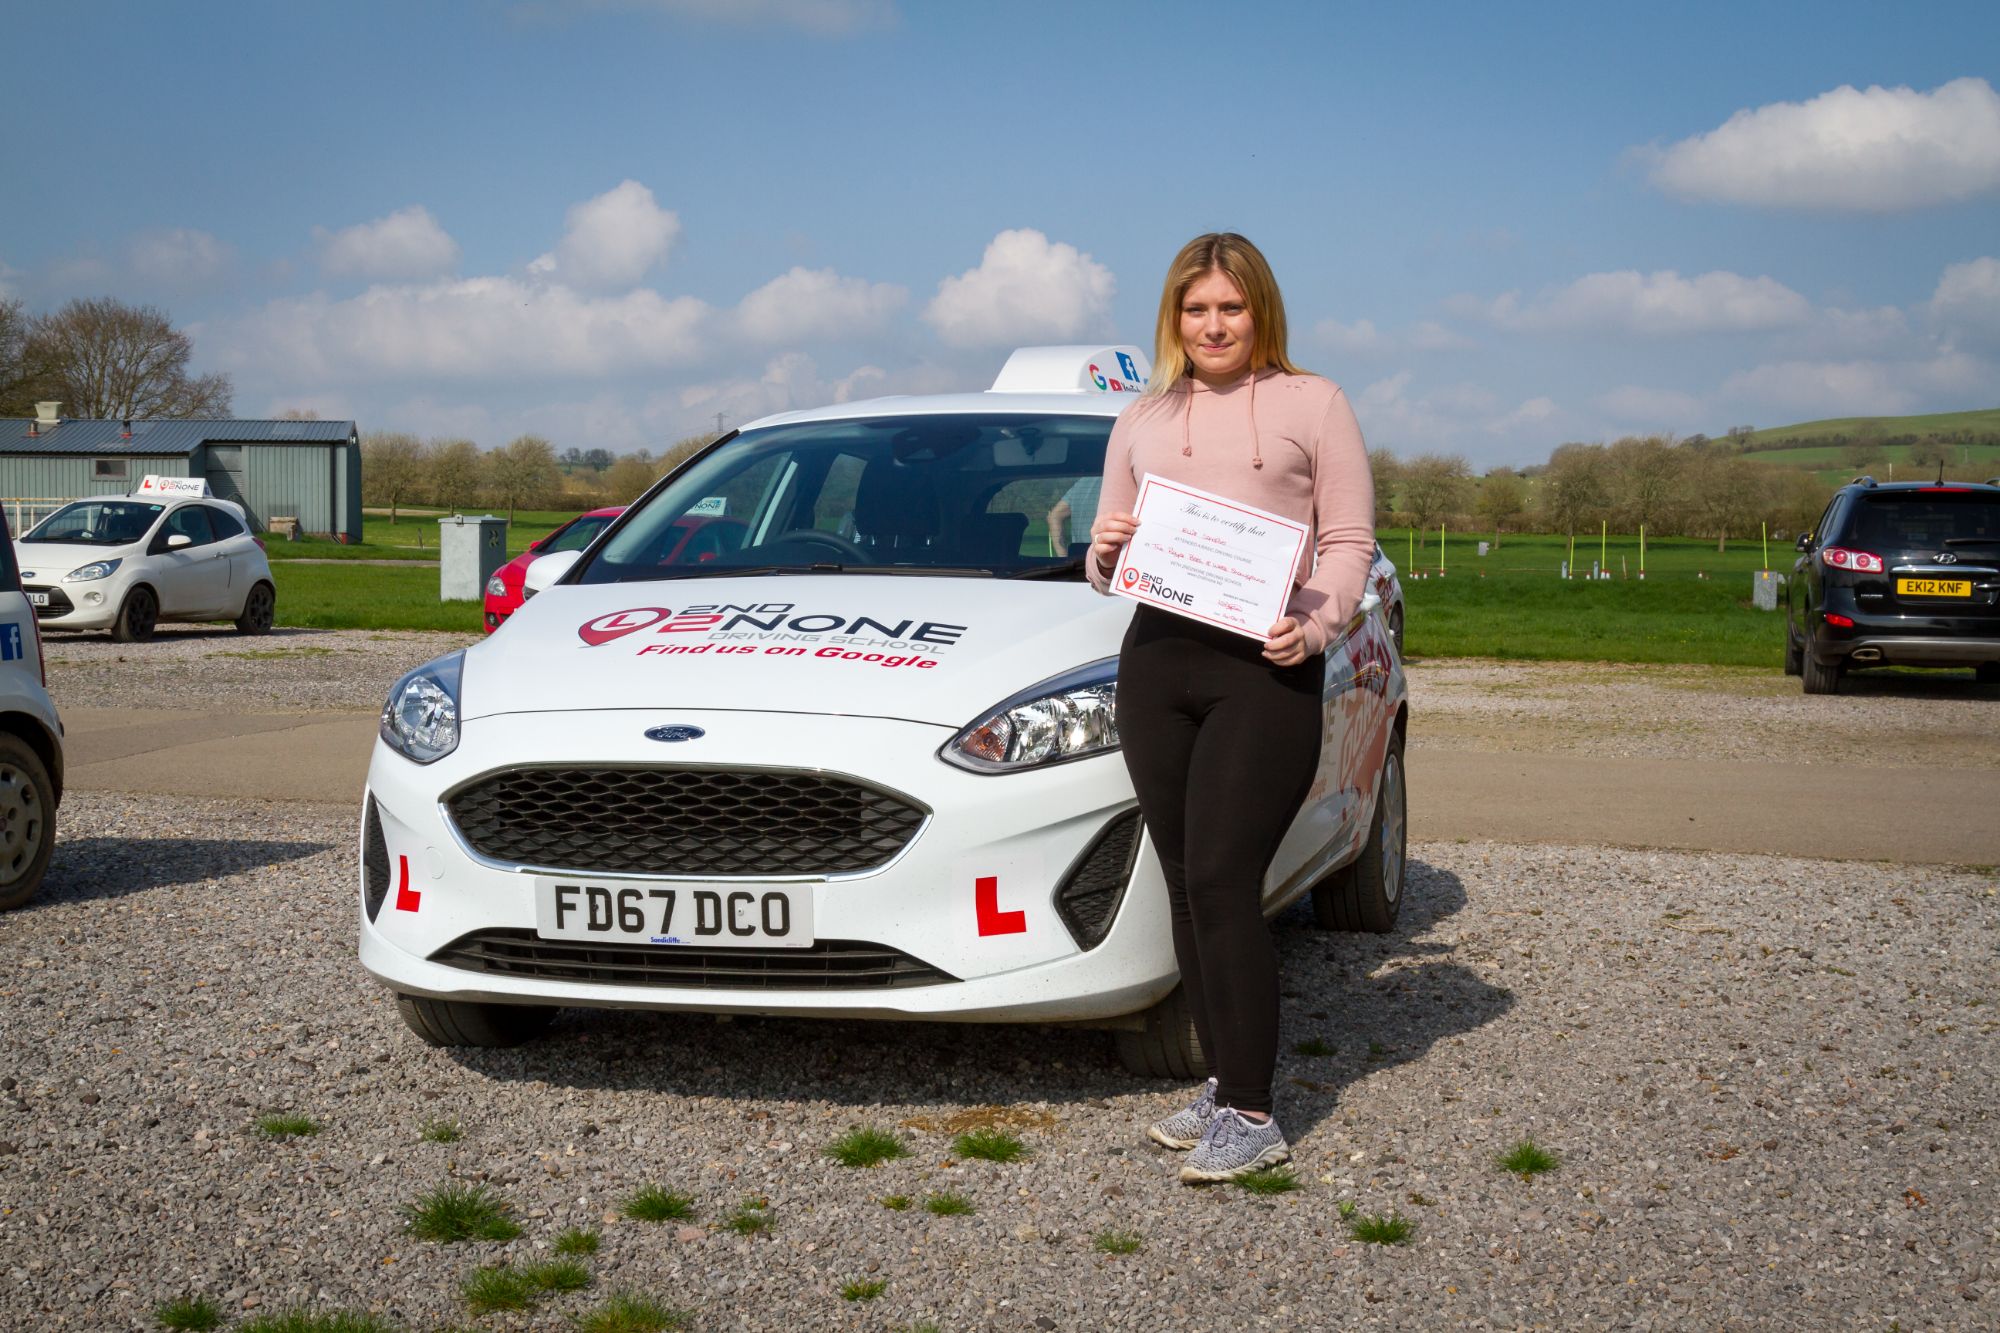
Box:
[713,412,727,436]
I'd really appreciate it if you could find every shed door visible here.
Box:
[203,447,257,527]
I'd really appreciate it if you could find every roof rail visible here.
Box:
[1851,475,1877,487]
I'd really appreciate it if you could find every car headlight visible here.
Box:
[380,651,465,764]
[485,574,508,598]
[941,657,1119,773]
[65,558,122,582]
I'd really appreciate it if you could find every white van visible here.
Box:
[0,503,62,910]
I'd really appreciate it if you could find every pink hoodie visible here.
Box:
[1087,368,1376,656]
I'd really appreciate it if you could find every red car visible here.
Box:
[483,507,624,633]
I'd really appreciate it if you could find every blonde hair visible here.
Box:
[1146,232,1306,394]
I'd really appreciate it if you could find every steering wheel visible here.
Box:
[771,529,873,563]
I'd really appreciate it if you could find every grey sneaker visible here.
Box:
[1178,1107,1291,1183]
[1146,1077,1217,1151]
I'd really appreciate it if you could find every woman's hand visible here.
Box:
[1262,617,1307,667]
[1089,511,1140,577]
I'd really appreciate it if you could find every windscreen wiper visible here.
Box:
[1006,559,1089,580]
[638,563,842,580]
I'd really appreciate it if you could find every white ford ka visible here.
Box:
[361,346,1408,1077]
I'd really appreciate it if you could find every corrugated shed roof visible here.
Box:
[0,418,357,455]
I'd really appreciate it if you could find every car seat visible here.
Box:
[852,464,942,554]
[959,512,1028,566]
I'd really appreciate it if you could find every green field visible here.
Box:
[265,510,580,562]
[271,561,486,633]
[1740,407,2000,447]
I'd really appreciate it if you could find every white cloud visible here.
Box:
[1643,76,2000,211]
[733,266,907,343]
[1317,316,1472,356]
[219,276,712,382]
[1595,385,1705,424]
[314,206,460,282]
[128,229,232,286]
[1485,269,1812,336]
[923,229,1115,348]
[530,180,680,291]
[1928,256,2000,342]
[1352,370,1573,463]
[1721,350,1987,417]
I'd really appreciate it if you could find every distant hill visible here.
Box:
[1734,407,2000,448]
[1725,408,2000,486]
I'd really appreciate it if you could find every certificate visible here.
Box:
[1110,474,1310,640]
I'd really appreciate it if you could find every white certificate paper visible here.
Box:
[1110,474,1310,640]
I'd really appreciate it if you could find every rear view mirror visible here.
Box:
[522,549,581,598]
[166,533,192,550]
[1795,533,1813,552]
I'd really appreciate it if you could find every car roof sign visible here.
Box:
[134,475,210,498]
[989,344,1152,396]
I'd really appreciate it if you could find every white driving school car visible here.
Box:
[360,346,1408,1077]
[15,478,276,641]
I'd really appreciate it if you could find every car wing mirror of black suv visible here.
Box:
[1794,533,1813,552]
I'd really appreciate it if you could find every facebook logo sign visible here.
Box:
[0,623,22,662]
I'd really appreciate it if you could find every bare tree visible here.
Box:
[1909,440,1952,476]
[603,450,661,503]
[487,435,562,520]
[361,432,426,524]
[1607,435,1684,534]
[24,298,232,419]
[1475,468,1525,547]
[1366,447,1403,524]
[0,298,59,418]
[424,439,485,513]
[1399,453,1471,547]
[1538,443,1611,538]
[277,408,321,421]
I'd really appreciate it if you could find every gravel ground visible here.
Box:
[3,793,1993,1330]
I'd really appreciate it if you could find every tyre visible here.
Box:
[1113,986,1206,1080]
[1801,631,1841,696]
[0,733,56,911]
[111,586,158,643]
[1977,663,2000,686]
[1312,730,1407,933]
[394,994,557,1048]
[1783,626,1803,676]
[234,581,275,635]
[1388,605,1405,657]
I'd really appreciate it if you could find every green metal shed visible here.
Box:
[0,408,362,540]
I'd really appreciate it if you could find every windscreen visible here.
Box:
[542,515,614,555]
[578,413,1114,583]
[1849,492,2000,549]
[23,500,165,546]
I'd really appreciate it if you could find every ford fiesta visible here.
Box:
[360,346,1408,1077]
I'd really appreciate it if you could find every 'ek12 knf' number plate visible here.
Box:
[534,878,813,948]
[1895,578,1972,598]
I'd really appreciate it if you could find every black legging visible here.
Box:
[1117,607,1323,1114]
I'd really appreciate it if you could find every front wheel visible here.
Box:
[234,581,275,634]
[1113,986,1206,1080]
[0,734,56,911]
[111,586,158,643]
[1312,730,1407,933]
[395,994,557,1048]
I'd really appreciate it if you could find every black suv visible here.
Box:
[1784,477,2000,694]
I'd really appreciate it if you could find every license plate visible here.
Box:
[1896,578,1972,598]
[26,592,47,606]
[534,877,812,948]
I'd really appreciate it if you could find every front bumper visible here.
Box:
[23,583,117,630]
[360,708,1176,1025]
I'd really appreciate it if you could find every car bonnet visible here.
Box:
[458,573,1133,728]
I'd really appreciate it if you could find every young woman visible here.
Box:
[1088,233,1374,1183]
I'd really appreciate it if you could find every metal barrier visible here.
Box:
[2,498,81,534]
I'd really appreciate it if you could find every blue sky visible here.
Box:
[4,0,1997,466]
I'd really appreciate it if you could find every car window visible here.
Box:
[163,506,215,548]
[579,414,1114,583]
[23,500,164,546]
[1847,493,2000,549]
[205,506,245,539]
[541,516,610,555]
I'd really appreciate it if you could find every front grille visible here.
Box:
[1054,809,1142,950]
[23,585,72,618]
[445,767,927,877]
[362,796,391,921]
[432,928,955,990]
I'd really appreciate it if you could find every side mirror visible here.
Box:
[1795,533,1813,552]
[528,538,543,551]
[166,533,193,550]
[1359,591,1383,618]
[522,549,582,598]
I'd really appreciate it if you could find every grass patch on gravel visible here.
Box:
[923,1191,975,1216]
[840,1277,888,1301]
[574,1293,691,1333]
[952,1128,1028,1162]
[1291,1037,1334,1057]
[461,1259,591,1314]
[623,1185,697,1222]
[255,1113,321,1139]
[417,1117,463,1144]
[1233,1165,1300,1195]
[1348,1212,1417,1245]
[402,1182,522,1243]
[555,1227,601,1255]
[826,1126,909,1168]
[1497,1139,1561,1178]
[154,1295,223,1330]
[238,1312,400,1333]
[880,1194,913,1210]
[1094,1228,1143,1255]
[722,1198,774,1235]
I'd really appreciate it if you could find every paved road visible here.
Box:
[59,706,2000,864]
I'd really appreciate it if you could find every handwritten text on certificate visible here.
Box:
[1110,474,1310,640]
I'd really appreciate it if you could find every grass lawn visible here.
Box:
[265,510,586,563]
[272,561,486,633]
